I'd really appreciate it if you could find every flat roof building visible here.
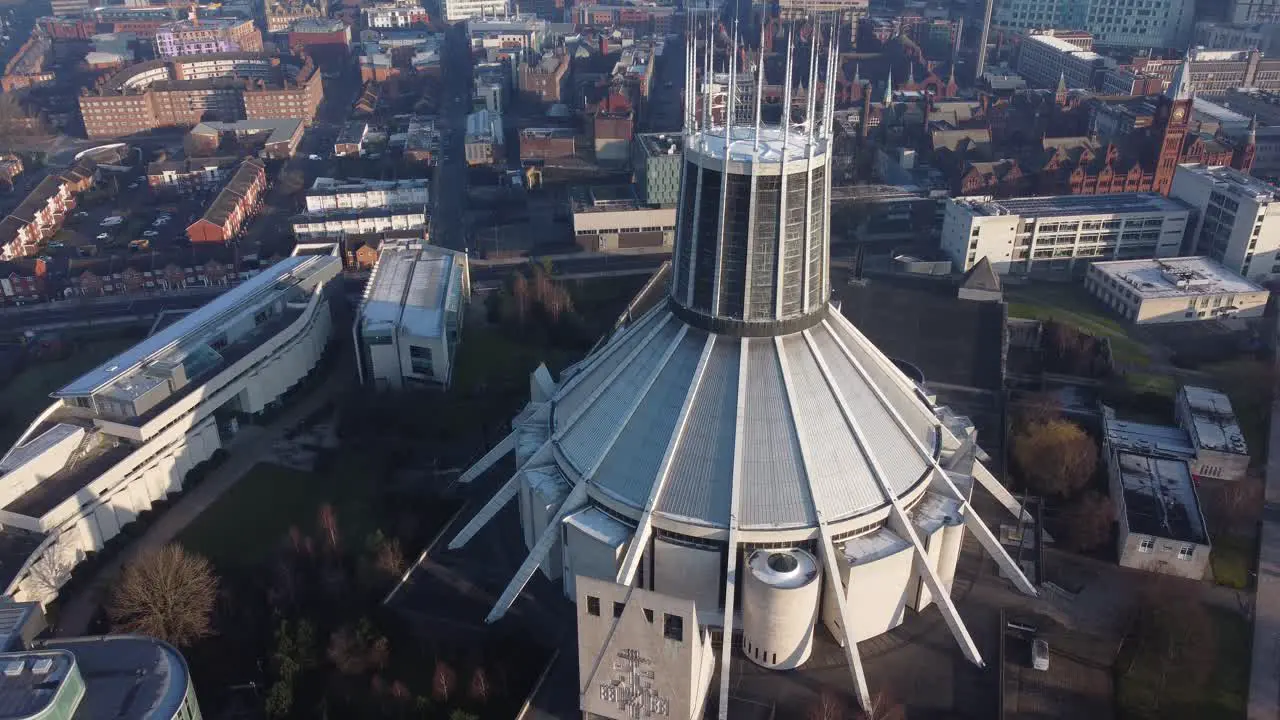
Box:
[0,252,342,606]
[355,240,469,390]
[570,185,676,252]
[1016,31,1114,91]
[1176,385,1250,481]
[1170,164,1280,282]
[1107,449,1211,580]
[942,193,1191,276]
[1083,256,1269,324]
[464,109,503,167]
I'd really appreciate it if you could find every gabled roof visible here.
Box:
[961,257,1002,293]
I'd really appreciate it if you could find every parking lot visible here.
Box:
[45,177,213,264]
[1002,610,1115,720]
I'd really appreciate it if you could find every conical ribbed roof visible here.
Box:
[542,301,942,534]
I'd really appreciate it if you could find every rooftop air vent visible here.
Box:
[2,660,23,677]
[30,658,52,675]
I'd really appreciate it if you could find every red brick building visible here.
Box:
[186,158,266,244]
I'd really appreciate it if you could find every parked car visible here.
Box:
[1031,638,1049,671]
[142,230,159,237]
[96,232,110,241]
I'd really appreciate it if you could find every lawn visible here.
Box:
[177,458,375,570]
[1123,371,1177,398]
[1211,534,1254,590]
[0,334,141,450]
[1116,607,1250,719]
[1006,283,1152,366]
[450,321,581,395]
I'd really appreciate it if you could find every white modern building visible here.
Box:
[994,0,1196,50]
[467,15,546,52]
[941,193,1191,275]
[305,177,429,213]
[1170,164,1280,281]
[354,240,470,390]
[446,18,1039,718]
[1016,31,1113,90]
[363,1,430,28]
[464,109,503,166]
[1176,385,1251,481]
[446,0,511,23]
[1083,256,1269,324]
[290,207,428,239]
[0,251,341,607]
[570,186,676,252]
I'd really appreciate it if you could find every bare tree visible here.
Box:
[1203,478,1264,536]
[432,659,456,704]
[22,543,79,602]
[856,689,906,720]
[318,503,340,552]
[108,545,218,647]
[1012,418,1098,497]
[1059,489,1116,552]
[469,665,490,704]
[808,689,848,720]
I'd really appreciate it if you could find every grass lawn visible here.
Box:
[0,334,140,450]
[1006,284,1152,366]
[1211,534,1254,589]
[1124,371,1177,398]
[451,321,582,395]
[177,458,375,570]
[1116,607,1250,719]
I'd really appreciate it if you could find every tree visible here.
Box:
[855,690,906,720]
[1016,390,1062,426]
[1059,490,1115,552]
[1203,478,1264,536]
[108,544,218,647]
[432,659,456,704]
[807,689,847,720]
[1012,418,1098,497]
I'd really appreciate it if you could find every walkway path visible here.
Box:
[1248,313,1280,720]
[53,369,347,637]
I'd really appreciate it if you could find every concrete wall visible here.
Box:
[1117,529,1211,579]
[824,534,914,643]
[652,537,721,614]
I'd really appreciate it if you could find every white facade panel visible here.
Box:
[652,538,721,613]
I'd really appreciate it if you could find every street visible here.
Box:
[431,23,473,253]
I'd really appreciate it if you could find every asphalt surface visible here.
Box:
[431,24,473,253]
[0,291,224,334]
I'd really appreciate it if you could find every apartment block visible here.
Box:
[154,16,263,58]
